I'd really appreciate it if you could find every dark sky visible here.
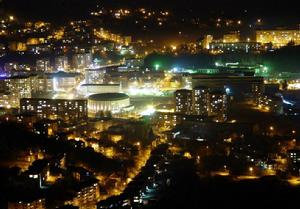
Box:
[1,0,299,22]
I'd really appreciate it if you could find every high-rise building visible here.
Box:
[175,89,193,114]
[72,53,92,71]
[85,68,106,84]
[0,75,37,108]
[36,71,81,94]
[20,98,88,122]
[55,56,69,71]
[174,87,228,122]
[208,90,228,122]
[193,86,209,116]
[192,75,264,102]
[36,58,52,72]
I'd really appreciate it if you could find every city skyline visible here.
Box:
[0,1,300,209]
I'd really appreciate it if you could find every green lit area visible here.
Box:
[154,64,160,70]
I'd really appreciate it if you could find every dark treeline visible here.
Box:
[144,46,300,73]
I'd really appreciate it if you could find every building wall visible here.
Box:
[78,84,121,96]
[0,76,37,108]
[88,98,130,117]
[175,89,193,114]
[256,30,300,47]
[20,98,87,122]
[8,199,46,209]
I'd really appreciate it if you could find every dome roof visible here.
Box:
[88,93,129,101]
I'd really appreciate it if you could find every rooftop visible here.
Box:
[88,93,129,101]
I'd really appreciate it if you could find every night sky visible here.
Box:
[1,0,300,22]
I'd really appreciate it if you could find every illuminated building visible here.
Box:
[27,37,45,46]
[0,43,5,56]
[201,35,213,49]
[26,159,50,187]
[94,28,132,45]
[55,56,69,71]
[155,112,182,129]
[4,62,19,72]
[256,30,300,48]
[8,198,46,209]
[8,42,27,51]
[65,181,100,208]
[288,150,300,164]
[124,58,144,68]
[85,68,106,84]
[175,89,193,114]
[88,93,131,117]
[0,75,37,108]
[36,58,52,72]
[193,86,209,116]
[223,32,240,43]
[20,98,87,122]
[208,90,228,122]
[33,119,58,136]
[258,94,283,114]
[174,87,228,122]
[210,42,261,53]
[192,75,264,102]
[37,71,81,93]
[78,84,121,97]
[15,113,37,130]
[72,53,92,71]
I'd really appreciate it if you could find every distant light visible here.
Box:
[140,105,156,116]
[225,87,231,94]
[172,67,179,72]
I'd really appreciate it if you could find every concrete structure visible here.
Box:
[20,98,87,122]
[223,32,240,43]
[0,75,37,108]
[55,55,69,71]
[174,87,228,122]
[85,68,106,84]
[37,71,81,93]
[193,86,209,116]
[72,53,92,71]
[88,93,131,117]
[36,58,52,72]
[78,84,121,97]
[210,42,261,53]
[65,181,100,209]
[256,30,300,48]
[175,89,193,115]
[192,75,264,102]
[208,90,228,122]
